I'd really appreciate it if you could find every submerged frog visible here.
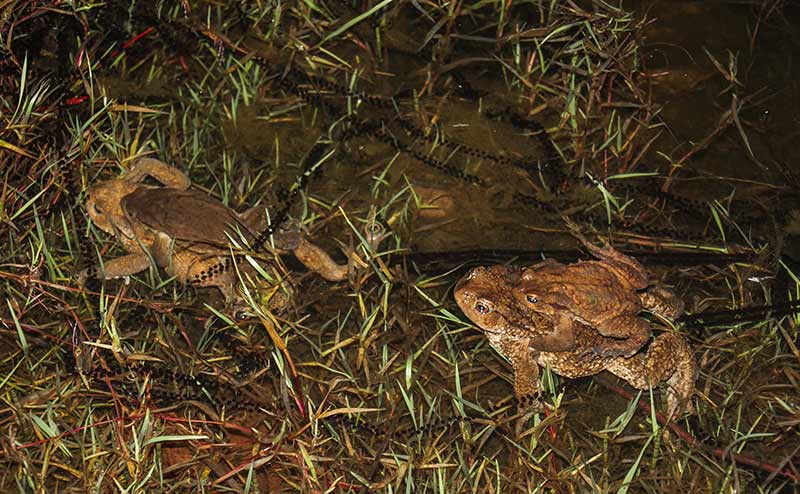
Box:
[454,264,696,419]
[80,157,348,305]
[516,229,684,358]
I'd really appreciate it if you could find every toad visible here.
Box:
[80,157,348,305]
[516,229,684,358]
[454,265,696,419]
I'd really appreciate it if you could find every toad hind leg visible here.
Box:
[563,218,649,289]
[242,209,303,252]
[604,332,697,419]
[592,315,651,358]
[177,252,233,287]
[582,239,649,290]
[640,286,685,321]
[291,238,348,281]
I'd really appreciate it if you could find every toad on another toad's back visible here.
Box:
[454,264,696,419]
[81,157,348,305]
[516,229,684,358]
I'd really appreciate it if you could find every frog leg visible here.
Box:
[490,334,543,411]
[591,315,651,358]
[79,253,153,285]
[291,237,348,281]
[242,208,303,252]
[239,205,271,249]
[522,258,563,275]
[584,241,649,290]
[604,332,697,419]
[512,284,576,352]
[527,312,576,352]
[640,286,684,321]
[512,345,543,412]
[179,253,233,288]
[127,157,191,190]
[563,217,649,289]
[161,250,239,304]
[240,205,267,231]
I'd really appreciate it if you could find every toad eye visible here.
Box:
[475,302,493,314]
[526,295,538,304]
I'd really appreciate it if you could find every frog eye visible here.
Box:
[526,295,538,304]
[475,301,493,314]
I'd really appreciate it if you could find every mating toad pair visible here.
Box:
[454,227,697,419]
[80,157,349,311]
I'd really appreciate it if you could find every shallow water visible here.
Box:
[4,0,800,490]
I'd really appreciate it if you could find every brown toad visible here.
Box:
[454,265,696,419]
[81,157,348,305]
[516,231,684,358]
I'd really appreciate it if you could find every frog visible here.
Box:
[454,264,697,419]
[515,227,685,358]
[80,157,348,306]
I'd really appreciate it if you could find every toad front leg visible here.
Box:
[490,334,543,411]
[78,253,152,286]
[591,315,652,358]
[126,157,191,190]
